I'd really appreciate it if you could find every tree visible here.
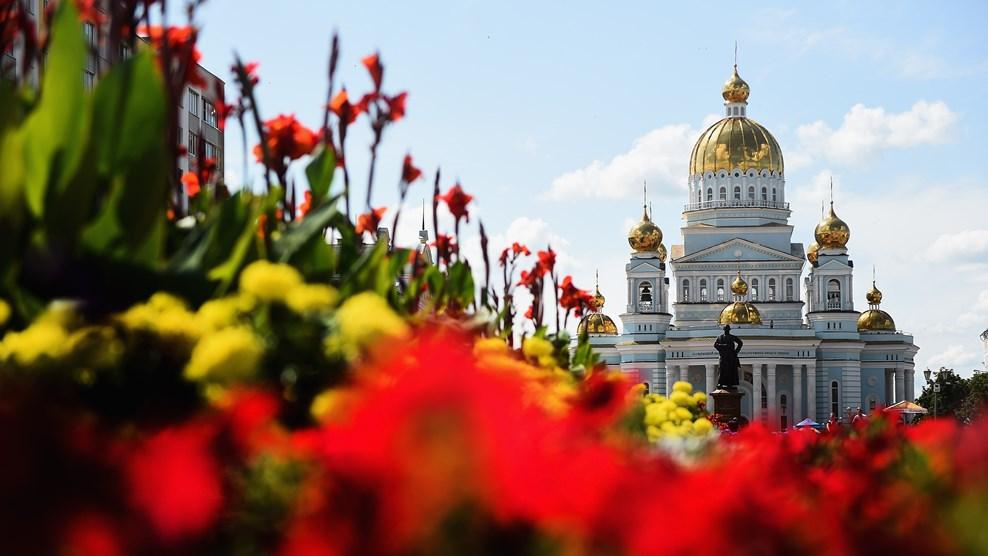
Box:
[916,368,969,419]
[957,372,988,423]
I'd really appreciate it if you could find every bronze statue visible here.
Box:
[714,324,743,389]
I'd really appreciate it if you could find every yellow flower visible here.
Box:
[240,260,304,303]
[119,293,200,348]
[196,295,254,332]
[474,337,511,359]
[522,337,554,361]
[331,292,409,359]
[646,425,662,441]
[644,404,668,426]
[673,380,693,394]
[692,391,707,406]
[694,417,714,436]
[669,390,692,408]
[68,326,124,370]
[184,327,264,383]
[0,321,69,367]
[311,388,356,423]
[0,298,11,327]
[286,284,339,315]
[674,407,693,422]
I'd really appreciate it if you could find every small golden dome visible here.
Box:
[814,203,850,249]
[730,272,748,296]
[807,241,819,264]
[865,282,883,305]
[628,209,663,252]
[719,301,762,326]
[722,66,750,103]
[857,309,895,332]
[592,285,606,311]
[657,243,668,262]
[578,312,619,336]
[689,117,783,176]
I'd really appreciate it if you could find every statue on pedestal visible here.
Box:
[714,324,743,390]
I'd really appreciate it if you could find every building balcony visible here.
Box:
[683,199,790,212]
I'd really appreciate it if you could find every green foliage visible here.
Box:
[917,368,973,419]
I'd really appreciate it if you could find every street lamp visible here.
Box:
[923,368,939,419]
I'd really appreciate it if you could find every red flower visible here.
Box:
[362,52,383,91]
[385,91,408,122]
[559,275,595,317]
[61,511,124,556]
[499,242,531,267]
[436,183,473,223]
[213,81,237,132]
[355,207,386,236]
[180,172,200,198]
[512,242,531,257]
[253,114,319,172]
[139,25,204,88]
[537,248,556,275]
[243,61,261,85]
[125,424,223,540]
[524,304,534,319]
[433,233,457,265]
[517,269,539,288]
[401,154,422,184]
[329,89,363,125]
[297,190,313,219]
[75,0,106,24]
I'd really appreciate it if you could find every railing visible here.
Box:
[826,300,842,310]
[683,199,790,211]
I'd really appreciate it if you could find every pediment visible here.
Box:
[627,259,664,273]
[674,238,803,263]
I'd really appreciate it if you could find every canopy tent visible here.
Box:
[886,400,929,414]
[794,418,822,429]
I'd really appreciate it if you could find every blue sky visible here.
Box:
[175,1,988,383]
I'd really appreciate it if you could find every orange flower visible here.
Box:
[181,171,201,198]
[75,0,106,24]
[355,207,386,235]
[385,91,408,122]
[252,114,319,172]
[362,52,383,91]
[401,154,422,184]
[297,190,313,219]
[139,25,204,88]
[436,183,473,223]
[329,89,363,125]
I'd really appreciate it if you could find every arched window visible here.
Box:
[699,279,708,301]
[785,278,794,301]
[733,186,741,200]
[681,279,690,302]
[772,188,778,202]
[707,188,713,201]
[719,187,727,200]
[768,278,777,301]
[716,278,725,301]
[761,187,768,201]
[748,186,755,199]
[831,381,840,418]
[751,278,759,300]
[697,189,702,203]
[827,279,841,309]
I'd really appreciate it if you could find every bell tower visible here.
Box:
[622,186,672,339]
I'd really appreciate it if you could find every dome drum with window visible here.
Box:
[719,271,762,325]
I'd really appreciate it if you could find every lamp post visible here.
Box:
[923,368,939,419]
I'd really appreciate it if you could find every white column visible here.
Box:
[767,363,778,430]
[807,361,817,422]
[794,364,803,422]
[905,366,915,401]
[752,363,762,423]
[894,367,905,403]
[705,363,716,393]
[666,365,678,396]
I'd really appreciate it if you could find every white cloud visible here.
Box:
[792,101,957,167]
[542,123,699,201]
[926,230,988,263]
[926,345,982,376]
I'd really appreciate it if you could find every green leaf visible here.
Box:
[21,0,88,218]
[304,143,337,203]
[272,195,341,263]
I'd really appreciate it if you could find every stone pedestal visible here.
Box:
[711,388,744,423]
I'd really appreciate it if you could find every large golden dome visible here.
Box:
[814,203,850,249]
[628,208,663,252]
[806,241,819,264]
[857,309,895,332]
[689,117,784,176]
[719,301,762,326]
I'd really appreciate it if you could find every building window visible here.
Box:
[204,142,217,161]
[188,90,200,116]
[681,279,690,302]
[831,381,839,418]
[706,188,713,201]
[119,43,132,60]
[84,22,96,47]
[768,278,776,301]
[719,187,726,200]
[188,132,198,157]
[699,279,708,301]
[716,279,725,301]
[83,69,96,90]
[772,188,778,202]
[748,186,755,199]
[696,189,701,203]
[751,278,759,300]
[785,278,794,301]
[639,282,653,312]
[827,279,841,309]
[761,187,767,201]
[203,100,218,128]
[733,186,741,200]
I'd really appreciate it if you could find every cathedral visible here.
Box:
[579,66,919,430]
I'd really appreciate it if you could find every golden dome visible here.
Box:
[807,241,819,264]
[865,282,883,305]
[578,312,619,336]
[730,272,748,296]
[814,202,850,249]
[722,65,750,103]
[689,117,784,176]
[592,285,606,311]
[857,309,895,332]
[657,243,668,262]
[628,208,663,252]
[719,301,762,326]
